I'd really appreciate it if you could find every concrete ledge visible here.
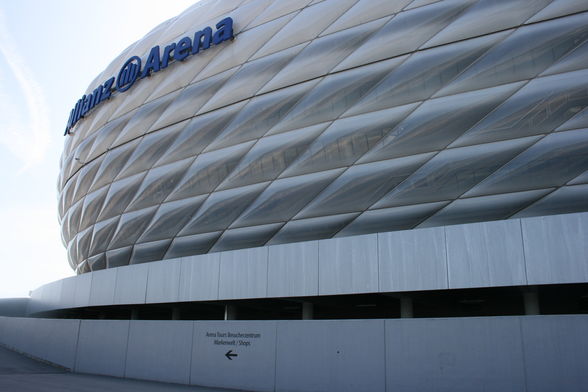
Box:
[27,212,588,314]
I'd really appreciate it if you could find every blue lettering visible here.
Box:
[213,17,233,45]
[64,17,234,135]
[141,46,161,78]
[161,43,176,69]
[192,27,212,54]
[175,37,192,61]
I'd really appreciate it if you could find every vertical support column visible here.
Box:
[400,296,413,318]
[523,287,540,315]
[172,306,181,320]
[130,308,139,320]
[225,304,237,320]
[302,302,314,320]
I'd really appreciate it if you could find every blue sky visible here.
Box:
[0,0,196,297]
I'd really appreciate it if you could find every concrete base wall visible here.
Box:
[0,315,586,392]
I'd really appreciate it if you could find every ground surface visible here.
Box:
[0,345,242,392]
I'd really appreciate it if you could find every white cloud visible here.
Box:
[0,10,51,173]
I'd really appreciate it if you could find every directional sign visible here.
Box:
[225,350,238,360]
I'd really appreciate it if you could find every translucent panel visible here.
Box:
[334,0,473,70]
[67,240,78,270]
[77,260,90,274]
[359,83,522,164]
[232,168,344,228]
[337,202,448,237]
[60,174,79,214]
[542,38,588,77]
[60,209,72,243]
[210,223,283,252]
[201,43,305,112]
[164,231,222,260]
[166,141,255,201]
[71,133,98,170]
[260,18,388,93]
[466,129,588,197]
[125,157,193,212]
[297,153,433,219]
[451,71,588,148]
[267,213,359,245]
[420,189,552,228]
[269,58,402,135]
[85,112,133,161]
[205,80,319,151]
[76,226,94,262]
[375,136,540,208]
[345,32,508,117]
[67,199,84,241]
[71,155,104,206]
[283,104,417,177]
[151,69,238,130]
[106,246,132,269]
[178,182,268,236]
[108,206,158,250]
[514,184,588,218]
[97,172,146,221]
[89,216,120,257]
[197,13,296,81]
[251,0,356,60]
[131,239,172,264]
[88,138,141,193]
[569,169,588,185]
[115,128,179,180]
[321,0,410,35]
[218,123,327,190]
[435,13,588,97]
[111,92,178,148]
[138,196,207,243]
[155,104,246,168]
[424,0,551,48]
[87,253,106,272]
[526,0,588,23]
[556,107,588,133]
[247,0,312,29]
[78,185,109,232]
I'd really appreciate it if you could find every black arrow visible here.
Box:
[225,350,238,360]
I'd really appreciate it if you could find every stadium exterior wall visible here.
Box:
[58,0,588,274]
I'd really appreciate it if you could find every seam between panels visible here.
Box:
[265,246,270,298]
[518,317,530,392]
[188,321,196,385]
[72,319,82,372]
[443,226,450,289]
[216,254,222,301]
[519,218,529,286]
[383,319,388,392]
[273,321,279,392]
[122,319,131,378]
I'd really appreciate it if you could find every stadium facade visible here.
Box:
[1,0,588,391]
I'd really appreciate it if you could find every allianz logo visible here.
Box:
[64,17,234,136]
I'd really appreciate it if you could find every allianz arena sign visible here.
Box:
[64,17,234,136]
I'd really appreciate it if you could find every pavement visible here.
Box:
[0,345,244,392]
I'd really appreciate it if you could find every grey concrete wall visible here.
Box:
[0,298,29,317]
[0,315,587,392]
[27,212,588,314]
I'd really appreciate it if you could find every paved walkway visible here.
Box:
[0,345,243,392]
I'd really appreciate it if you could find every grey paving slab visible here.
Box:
[0,345,245,392]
